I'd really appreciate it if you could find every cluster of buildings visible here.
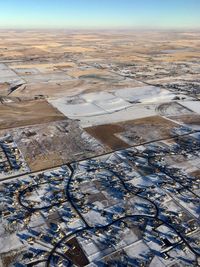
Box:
[0,131,199,266]
[0,135,29,179]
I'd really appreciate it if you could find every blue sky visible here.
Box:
[0,0,199,29]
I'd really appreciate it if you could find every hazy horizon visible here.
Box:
[0,0,200,30]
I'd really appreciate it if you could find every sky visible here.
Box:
[0,0,199,30]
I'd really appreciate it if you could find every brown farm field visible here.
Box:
[0,100,65,130]
[170,114,200,127]
[85,116,179,149]
[85,124,130,150]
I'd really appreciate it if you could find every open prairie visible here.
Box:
[0,30,199,99]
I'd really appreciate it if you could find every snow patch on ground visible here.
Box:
[180,101,200,114]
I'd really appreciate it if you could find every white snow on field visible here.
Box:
[94,97,131,112]
[0,232,22,253]
[49,86,177,127]
[82,91,115,102]
[49,91,157,127]
[115,86,175,103]
[0,63,24,83]
[50,100,157,127]
[124,240,150,259]
[0,63,7,70]
[149,256,166,267]
[49,99,105,117]
[78,104,157,127]
[180,101,200,114]
[82,91,132,112]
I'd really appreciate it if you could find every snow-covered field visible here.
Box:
[49,100,105,117]
[84,102,156,126]
[180,101,200,114]
[114,86,175,103]
[0,63,24,84]
[49,86,174,127]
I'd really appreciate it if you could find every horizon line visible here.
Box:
[0,27,200,32]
